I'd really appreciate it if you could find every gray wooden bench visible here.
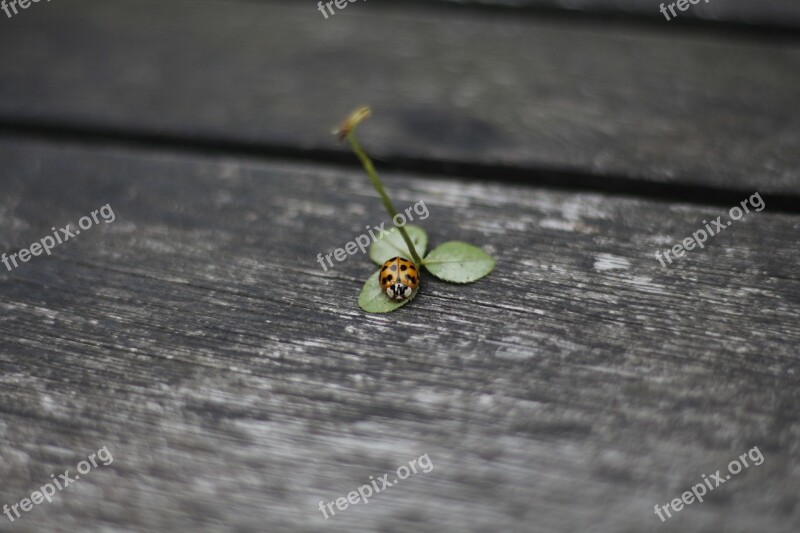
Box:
[0,1,798,531]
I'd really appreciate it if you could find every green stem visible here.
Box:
[345,131,423,265]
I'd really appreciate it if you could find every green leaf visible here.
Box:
[422,241,495,283]
[358,269,416,313]
[368,225,427,265]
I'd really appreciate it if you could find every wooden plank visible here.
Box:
[0,0,799,197]
[0,137,798,531]
[423,0,800,28]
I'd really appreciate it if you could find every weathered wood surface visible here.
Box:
[2,0,799,531]
[1,0,799,196]
[426,0,800,28]
[0,138,798,532]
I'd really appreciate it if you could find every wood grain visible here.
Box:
[0,138,798,532]
[422,0,800,28]
[0,0,799,196]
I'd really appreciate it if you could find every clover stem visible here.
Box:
[344,131,423,265]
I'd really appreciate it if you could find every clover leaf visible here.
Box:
[369,225,427,266]
[422,242,495,283]
[336,107,495,314]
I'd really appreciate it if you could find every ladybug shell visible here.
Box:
[379,257,419,300]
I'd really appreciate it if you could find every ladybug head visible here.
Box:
[386,283,413,301]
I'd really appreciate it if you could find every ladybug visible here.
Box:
[379,256,419,301]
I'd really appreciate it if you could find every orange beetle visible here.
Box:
[379,257,419,301]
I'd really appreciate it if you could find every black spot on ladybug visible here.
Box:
[400,264,407,271]
[381,265,388,271]
[387,275,393,281]
[408,276,416,283]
